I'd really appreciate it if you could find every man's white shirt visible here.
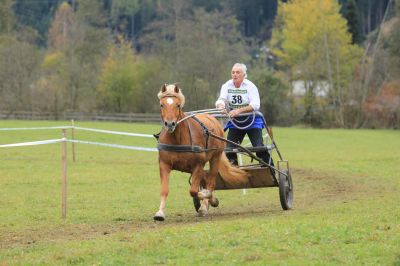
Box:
[215,79,260,111]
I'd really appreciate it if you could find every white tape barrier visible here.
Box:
[0,126,72,131]
[0,125,154,138]
[73,127,153,138]
[69,139,157,152]
[0,126,156,151]
[0,138,157,152]
[0,138,64,148]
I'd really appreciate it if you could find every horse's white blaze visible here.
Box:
[166,97,174,105]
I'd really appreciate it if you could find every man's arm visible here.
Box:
[215,84,228,109]
[228,105,254,117]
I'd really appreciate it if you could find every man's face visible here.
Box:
[231,66,244,85]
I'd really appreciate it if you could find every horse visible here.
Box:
[154,84,249,221]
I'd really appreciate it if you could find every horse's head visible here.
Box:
[158,84,185,133]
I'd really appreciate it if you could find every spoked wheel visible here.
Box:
[279,169,293,210]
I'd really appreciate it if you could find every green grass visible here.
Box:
[0,120,399,265]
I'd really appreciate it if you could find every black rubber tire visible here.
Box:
[279,169,293,210]
[193,197,201,212]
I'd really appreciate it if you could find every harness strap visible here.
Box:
[186,117,194,147]
[157,143,206,153]
[190,116,210,149]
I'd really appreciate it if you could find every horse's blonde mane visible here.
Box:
[157,84,185,107]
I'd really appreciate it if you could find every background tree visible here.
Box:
[0,0,42,113]
[342,0,363,44]
[97,38,139,113]
[110,0,139,41]
[271,0,363,127]
[38,2,79,115]
[0,38,41,112]
[0,0,14,35]
[13,0,62,45]
[362,0,400,128]
[387,0,400,77]
[72,0,111,111]
[251,67,292,125]
[141,3,248,110]
[37,0,110,114]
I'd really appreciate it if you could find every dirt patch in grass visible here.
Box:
[0,168,377,249]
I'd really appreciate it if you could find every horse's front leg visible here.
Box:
[154,161,171,221]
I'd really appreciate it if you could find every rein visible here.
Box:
[176,108,224,124]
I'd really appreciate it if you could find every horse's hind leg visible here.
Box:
[154,161,171,221]
[189,166,210,217]
[207,154,221,207]
[189,165,208,199]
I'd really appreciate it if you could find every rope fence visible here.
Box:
[0,122,158,219]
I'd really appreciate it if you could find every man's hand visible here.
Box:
[216,103,225,109]
[228,109,240,117]
[216,101,228,114]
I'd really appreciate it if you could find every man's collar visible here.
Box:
[230,79,248,87]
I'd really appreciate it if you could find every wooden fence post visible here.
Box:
[61,129,68,219]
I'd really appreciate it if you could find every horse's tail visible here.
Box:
[218,152,249,186]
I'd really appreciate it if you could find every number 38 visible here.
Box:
[231,95,242,104]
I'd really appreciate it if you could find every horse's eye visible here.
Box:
[160,104,164,108]
[177,104,181,108]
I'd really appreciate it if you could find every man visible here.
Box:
[216,63,274,170]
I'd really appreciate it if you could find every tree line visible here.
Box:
[0,0,399,128]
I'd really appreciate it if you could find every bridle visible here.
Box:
[160,95,184,129]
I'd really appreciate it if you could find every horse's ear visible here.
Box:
[174,84,180,94]
[161,84,167,93]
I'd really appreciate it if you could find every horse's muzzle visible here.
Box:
[164,120,177,133]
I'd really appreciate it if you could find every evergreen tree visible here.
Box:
[387,0,400,76]
[342,0,363,44]
[13,0,62,45]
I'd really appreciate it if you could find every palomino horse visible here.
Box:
[154,84,249,221]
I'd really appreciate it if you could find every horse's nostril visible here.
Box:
[172,122,176,127]
[164,121,168,126]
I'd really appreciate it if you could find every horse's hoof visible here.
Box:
[154,211,165,221]
[210,197,219,207]
[197,208,208,217]
[154,216,165,221]
[197,189,211,199]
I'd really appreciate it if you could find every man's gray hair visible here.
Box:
[233,63,248,78]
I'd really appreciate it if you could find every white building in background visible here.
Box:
[291,80,330,97]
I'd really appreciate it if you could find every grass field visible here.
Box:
[0,120,399,265]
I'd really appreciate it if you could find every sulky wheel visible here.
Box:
[279,169,293,210]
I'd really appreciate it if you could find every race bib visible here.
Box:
[227,89,249,109]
